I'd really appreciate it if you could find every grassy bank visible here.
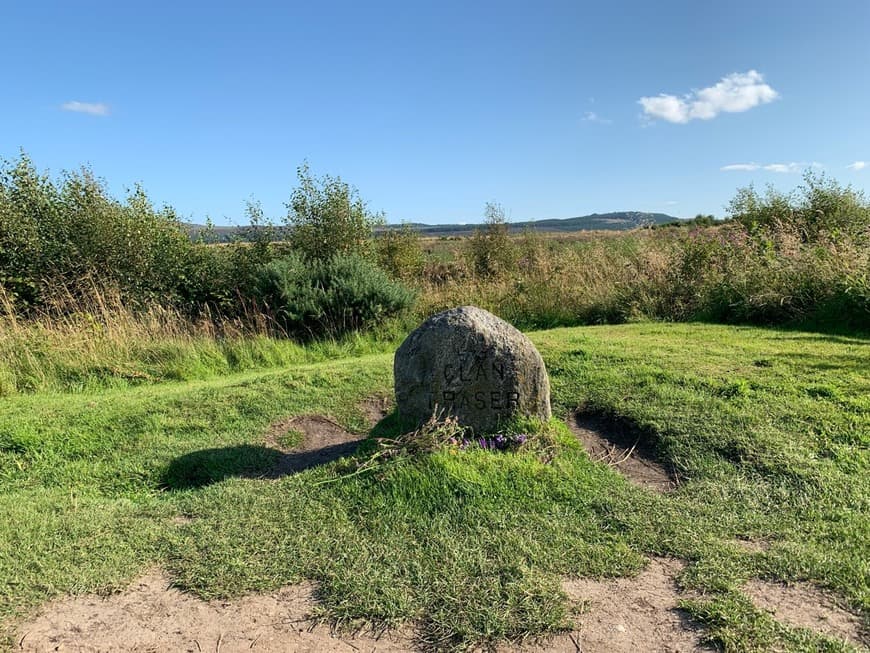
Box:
[0,289,405,395]
[1,323,867,651]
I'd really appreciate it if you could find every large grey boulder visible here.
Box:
[394,306,551,433]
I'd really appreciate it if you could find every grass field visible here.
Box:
[1,323,867,651]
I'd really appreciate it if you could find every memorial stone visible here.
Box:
[394,306,551,433]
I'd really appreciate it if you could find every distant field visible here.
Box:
[417,229,625,262]
[1,323,867,651]
[187,210,680,243]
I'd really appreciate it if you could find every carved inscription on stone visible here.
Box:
[394,306,551,433]
[426,354,519,412]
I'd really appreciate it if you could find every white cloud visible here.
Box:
[639,94,688,124]
[762,163,801,173]
[582,111,612,124]
[61,101,110,116]
[721,163,760,171]
[665,200,679,206]
[721,162,814,173]
[639,70,778,124]
[847,161,867,171]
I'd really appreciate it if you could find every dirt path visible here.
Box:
[744,579,868,648]
[16,558,715,653]
[552,557,712,652]
[16,571,414,653]
[16,552,867,652]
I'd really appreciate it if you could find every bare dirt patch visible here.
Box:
[360,394,393,427]
[567,412,677,493]
[15,562,717,653]
[732,537,770,554]
[744,579,868,648]
[265,415,365,476]
[16,571,414,653]
[553,557,713,653]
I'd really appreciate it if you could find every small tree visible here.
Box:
[727,172,870,242]
[466,201,517,277]
[285,162,383,262]
[376,223,425,280]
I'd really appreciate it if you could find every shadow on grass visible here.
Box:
[162,442,359,490]
[162,410,407,491]
[568,410,678,492]
[369,409,406,439]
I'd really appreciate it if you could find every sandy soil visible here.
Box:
[260,395,392,478]
[552,557,713,653]
[744,579,868,648]
[566,412,677,492]
[16,558,718,653]
[16,572,414,653]
[20,556,866,651]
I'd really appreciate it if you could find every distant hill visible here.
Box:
[186,211,680,242]
[398,211,679,237]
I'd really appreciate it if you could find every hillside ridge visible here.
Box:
[188,211,680,241]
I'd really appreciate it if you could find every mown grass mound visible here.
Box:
[1,323,867,651]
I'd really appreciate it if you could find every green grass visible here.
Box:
[0,323,867,651]
[0,322,405,395]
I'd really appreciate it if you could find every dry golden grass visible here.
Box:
[0,282,394,395]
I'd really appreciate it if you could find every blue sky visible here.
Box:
[3,1,869,225]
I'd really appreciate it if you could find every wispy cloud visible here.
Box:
[582,111,612,124]
[665,200,679,206]
[721,163,761,171]
[763,163,802,173]
[721,162,818,173]
[639,70,778,124]
[61,101,110,116]
[847,161,867,171]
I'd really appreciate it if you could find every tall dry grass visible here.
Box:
[418,230,671,328]
[0,282,398,395]
[416,223,870,330]
[3,218,867,395]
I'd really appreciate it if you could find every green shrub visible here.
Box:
[285,162,383,262]
[376,223,425,279]
[0,153,194,309]
[254,252,415,337]
[465,202,517,278]
[728,171,870,242]
[188,210,289,318]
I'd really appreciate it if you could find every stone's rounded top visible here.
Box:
[413,305,519,332]
[394,305,551,434]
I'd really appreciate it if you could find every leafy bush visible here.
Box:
[285,162,383,262]
[728,171,870,242]
[376,223,425,279]
[0,153,194,309]
[465,202,517,277]
[183,219,289,318]
[254,252,415,337]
